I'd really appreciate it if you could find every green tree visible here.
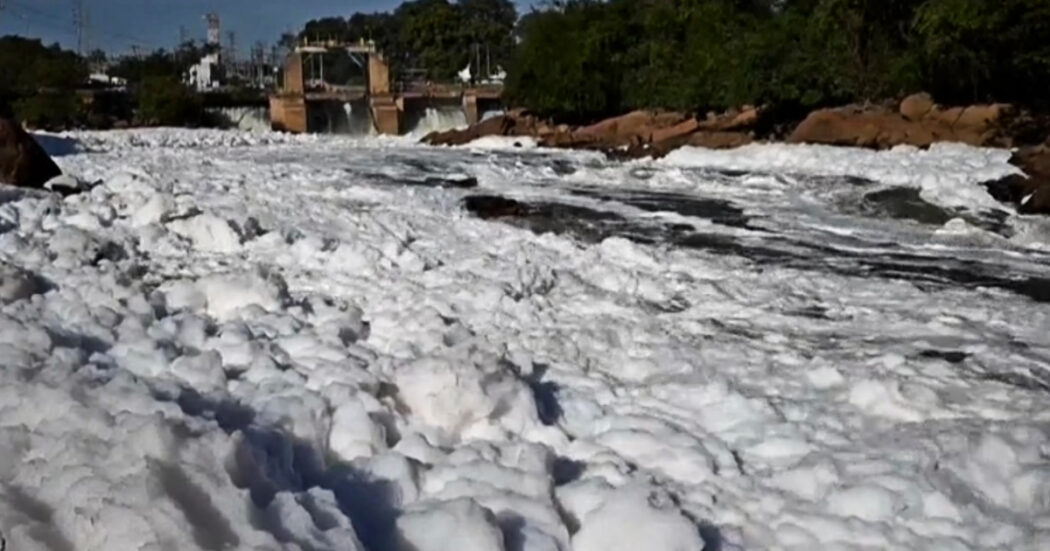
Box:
[915,0,1050,106]
[0,36,88,128]
[136,75,204,126]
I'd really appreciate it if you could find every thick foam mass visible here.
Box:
[0,128,1046,551]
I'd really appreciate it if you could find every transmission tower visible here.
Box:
[252,41,265,87]
[226,30,237,77]
[205,13,221,48]
[73,0,86,55]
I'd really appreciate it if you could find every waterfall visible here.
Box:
[405,107,468,137]
[209,107,271,132]
[339,102,376,136]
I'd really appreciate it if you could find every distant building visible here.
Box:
[186,53,224,92]
[87,73,127,88]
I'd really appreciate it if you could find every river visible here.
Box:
[2,128,1048,550]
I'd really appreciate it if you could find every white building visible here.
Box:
[186,53,223,92]
[88,73,127,88]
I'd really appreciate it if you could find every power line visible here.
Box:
[6,0,158,51]
[3,1,77,39]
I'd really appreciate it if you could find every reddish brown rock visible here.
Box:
[687,131,754,150]
[699,106,762,132]
[900,93,934,122]
[570,110,688,149]
[650,119,700,146]
[787,107,886,147]
[788,101,1013,149]
[0,117,62,189]
[422,114,514,146]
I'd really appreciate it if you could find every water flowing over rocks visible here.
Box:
[423,107,762,159]
[424,94,1050,214]
[984,145,1050,214]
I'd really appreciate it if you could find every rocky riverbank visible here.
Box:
[423,94,1050,215]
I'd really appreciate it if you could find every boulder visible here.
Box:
[649,119,700,147]
[422,110,552,147]
[788,107,889,148]
[570,110,688,149]
[900,93,934,122]
[788,102,1011,149]
[0,117,62,189]
[687,130,754,150]
[698,105,762,132]
[422,114,513,146]
[983,146,1050,215]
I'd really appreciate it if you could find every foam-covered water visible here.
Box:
[208,106,271,133]
[4,128,1049,551]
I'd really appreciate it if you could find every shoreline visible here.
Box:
[423,94,1050,215]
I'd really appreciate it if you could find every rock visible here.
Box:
[788,102,1012,149]
[900,93,935,122]
[422,115,513,146]
[422,110,552,147]
[983,145,1050,214]
[788,107,887,148]
[0,117,62,189]
[463,195,529,219]
[568,110,689,150]
[956,104,1008,129]
[650,118,700,145]
[422,176,478,189]
[687,130,754,150]
[698,105,763,132]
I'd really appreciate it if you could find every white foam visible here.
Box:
[2,127,1046,551]
[661,142,1019,211]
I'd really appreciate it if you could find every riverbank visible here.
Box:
[423,94,1050,215]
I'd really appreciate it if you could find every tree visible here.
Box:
[915,0,1050,106]
[0,36,88,128]
[136,75,204,126]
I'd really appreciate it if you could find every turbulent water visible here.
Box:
[404,106,469,137]
[209,106,272,133]
[2,129,1049,550]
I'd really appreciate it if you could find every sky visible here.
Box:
[0,0,536,55]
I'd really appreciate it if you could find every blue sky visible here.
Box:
[0,0,536,55]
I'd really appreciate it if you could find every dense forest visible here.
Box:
[506,0,1050,121]
[3,0,1050,128]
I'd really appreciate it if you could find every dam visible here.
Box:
[269,40,503,135]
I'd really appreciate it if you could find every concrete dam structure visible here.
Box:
[270,40,503,135]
